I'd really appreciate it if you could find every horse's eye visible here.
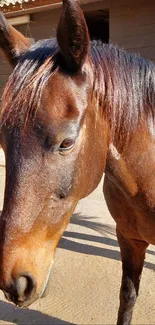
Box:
[59,138,75,153]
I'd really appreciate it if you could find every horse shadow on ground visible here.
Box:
[59,212,155,271]
[0,300,74,325]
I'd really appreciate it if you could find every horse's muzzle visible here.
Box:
[3,273,39,307]
[2,267,52,307]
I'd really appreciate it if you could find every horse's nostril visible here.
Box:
[16,276,27,298]
[15,273,36,302]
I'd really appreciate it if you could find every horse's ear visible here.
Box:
[0,11,30,68]
[57,0,90,72]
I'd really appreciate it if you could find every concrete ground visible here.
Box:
[0,149,154,324]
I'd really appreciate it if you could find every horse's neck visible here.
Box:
[105,120,155,203]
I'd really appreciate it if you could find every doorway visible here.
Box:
[84,9,109,43]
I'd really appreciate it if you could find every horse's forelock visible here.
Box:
[0,38,59,129]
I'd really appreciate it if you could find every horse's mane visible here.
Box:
[91,40,155,139]
[1,37,155,140]
[1,38,59,127]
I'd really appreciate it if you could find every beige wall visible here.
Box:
[110,0,155,61]
[17,8,60,39]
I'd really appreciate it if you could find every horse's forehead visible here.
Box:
[45,72,84,101]
[40,72,87,124]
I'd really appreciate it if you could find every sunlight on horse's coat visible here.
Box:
[0,1,155,324]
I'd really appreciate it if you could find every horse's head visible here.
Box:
[0,0,108,307]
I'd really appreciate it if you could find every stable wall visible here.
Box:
[110,0,155,61]
[0,0,155,98]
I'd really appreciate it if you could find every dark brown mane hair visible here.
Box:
[91,41,155,139]
[1,38,155,138]
[1,38,59,128]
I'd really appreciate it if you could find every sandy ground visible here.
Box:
[0,149,154,324]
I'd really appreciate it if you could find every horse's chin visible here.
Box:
[40,260,54,299]
[40,273,51,299]
[3,277,50,308]
[3,290,40,308]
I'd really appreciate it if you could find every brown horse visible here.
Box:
[0,1,155,324]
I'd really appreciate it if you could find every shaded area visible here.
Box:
[64,231,118,247]
[147,249,155,256]
[0,301,74,325]
[59,237,121,260]
[85,9,109,43]
[59,213,155,271]
[71,213,116,236]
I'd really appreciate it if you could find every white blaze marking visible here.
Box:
[109,143,121,160]
[148,117,155,139]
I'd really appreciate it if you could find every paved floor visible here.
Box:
[0,149,154,324]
